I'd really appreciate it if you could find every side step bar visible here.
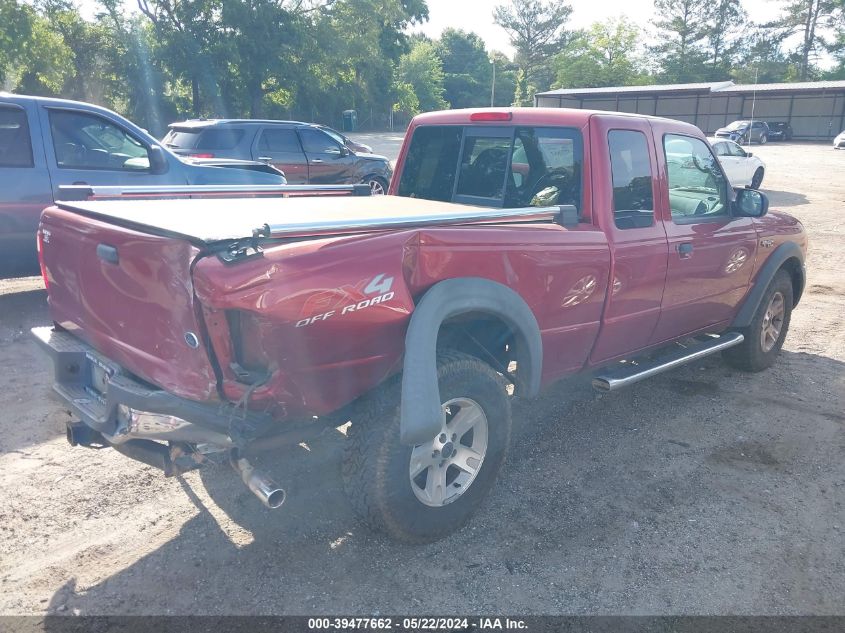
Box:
[592,332,744,392]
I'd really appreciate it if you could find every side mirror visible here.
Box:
[148,145,169,174]
[734,188,768,217]
[746,151,753,157]
[339,145,351,157]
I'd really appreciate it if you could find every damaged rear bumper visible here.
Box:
[31,326,270,447]
[32,326,288,507]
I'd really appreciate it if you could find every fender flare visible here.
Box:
[400,277,542,446]
[733,242,805,328]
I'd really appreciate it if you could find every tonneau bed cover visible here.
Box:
[55,196,561,245]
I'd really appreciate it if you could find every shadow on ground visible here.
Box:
[41,348,845,615]
[762,190,809,207]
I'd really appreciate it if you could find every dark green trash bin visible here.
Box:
[342,109,357,132]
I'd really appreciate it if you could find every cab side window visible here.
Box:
[664,134,729,221]
[0,106,34,167]
[608,130,654,229]
[49,110,150,171]
[505,126,582,210]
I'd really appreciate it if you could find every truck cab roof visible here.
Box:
[409,107,703,136]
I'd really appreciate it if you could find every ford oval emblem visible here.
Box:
[184,332,200,349]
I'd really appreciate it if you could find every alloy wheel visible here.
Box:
[409,397,488,507]
[760,291,785,352]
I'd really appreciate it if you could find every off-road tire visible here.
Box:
[723,270,793,372]
[751,167,764,189]
[342,350,511,543]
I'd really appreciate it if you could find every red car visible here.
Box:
[33,108,806,543]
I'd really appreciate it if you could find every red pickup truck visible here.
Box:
[32,108,807,543]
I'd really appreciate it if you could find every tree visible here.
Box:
[0,0,71,94]
[136,0,231,116]
[397,40,448,112]
[650,0,711,82]
[493,0,573,93]
[554,18,647,88]
[732,28,797,83]
[703,0,745,79]
[435,29,492,108]
[767,0,842,80]
[489,50,517,107]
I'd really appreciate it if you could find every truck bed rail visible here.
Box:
[57,183,372,202]
[254,205,566,239]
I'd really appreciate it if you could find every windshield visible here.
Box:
[726,121,750,130]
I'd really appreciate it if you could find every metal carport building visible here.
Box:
[535,80,845,140]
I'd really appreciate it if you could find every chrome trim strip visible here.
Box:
[259,206,562,238]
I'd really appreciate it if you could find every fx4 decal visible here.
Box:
[296,273,396,328]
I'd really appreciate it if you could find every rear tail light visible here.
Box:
[36,229,49,290]
[470,111,513,122]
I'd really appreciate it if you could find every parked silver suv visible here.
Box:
[714,120,771,144]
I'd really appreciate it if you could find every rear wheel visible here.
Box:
[723,270,793,372]
[759,134,768,145]
[342,351,511,543]
[750,167,764,189]
[364,175,388,195]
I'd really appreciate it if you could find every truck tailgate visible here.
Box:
[39,206,218,400]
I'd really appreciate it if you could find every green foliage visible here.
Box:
[2,0,842,133]
[0,0,72,93]
[554,18,647,88]
[435,29,491,108]
[703,0,745,80]
[650,0,711,83]
[766,0,843,80]
[512,68,531,106]
[397,40,448,112]
[493,0,573,90]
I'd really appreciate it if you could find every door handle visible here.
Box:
[677,242,694,258]
[310,159,324,164]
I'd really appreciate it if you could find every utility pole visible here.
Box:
[490,59,496,107]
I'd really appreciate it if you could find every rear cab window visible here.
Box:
[397,124,583,211]
[0,105,34,168]
[608,130,654,229]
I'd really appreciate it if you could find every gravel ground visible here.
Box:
[0,141,843,616]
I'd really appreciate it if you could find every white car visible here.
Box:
[710,138,766,189]
[834,130,845,149]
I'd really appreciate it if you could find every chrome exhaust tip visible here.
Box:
[232,457,286,509]
[66,421,105,448]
